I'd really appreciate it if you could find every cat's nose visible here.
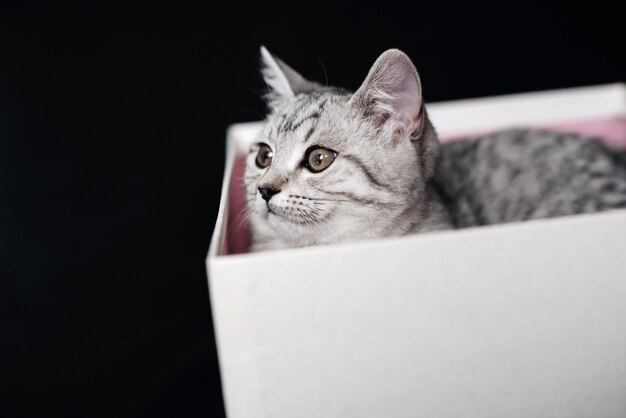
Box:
[258,185,281,202]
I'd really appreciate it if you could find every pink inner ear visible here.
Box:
[391,74,420,119]
[222,116,626,256]
[373,71,420,123]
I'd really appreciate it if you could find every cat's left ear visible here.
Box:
[350,49,424,142]
[260,46,321,108]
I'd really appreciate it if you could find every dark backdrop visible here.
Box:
[2,2,624,417]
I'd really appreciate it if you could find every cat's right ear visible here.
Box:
[260,46,320,109]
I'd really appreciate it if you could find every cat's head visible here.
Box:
[245,47,440,251]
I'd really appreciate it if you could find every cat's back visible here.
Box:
[434,129,626,228]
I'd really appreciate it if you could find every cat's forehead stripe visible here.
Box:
[289,112,320,135]
[277,97,310,133]
[304,125,316,142]
[277,97,329,136]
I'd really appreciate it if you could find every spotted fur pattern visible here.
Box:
[245,47,626,251]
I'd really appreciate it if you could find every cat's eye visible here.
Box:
[304,146,337,173]
[255,143,274,169]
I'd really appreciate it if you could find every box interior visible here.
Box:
[223,116,626,255]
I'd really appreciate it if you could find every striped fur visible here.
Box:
[245,48,626,251]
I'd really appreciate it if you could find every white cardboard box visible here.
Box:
[207,84,626,418]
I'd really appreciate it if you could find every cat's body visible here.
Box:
[245,47,626,252]
[437,129,626,228]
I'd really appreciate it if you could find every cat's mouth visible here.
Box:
[264,200,329,225]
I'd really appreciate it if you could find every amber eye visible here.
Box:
[304,146,337,173]
[255,143,274,169]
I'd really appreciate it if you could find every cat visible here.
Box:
[244,46,626,252]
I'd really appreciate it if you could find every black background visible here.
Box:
[1,2,624,417]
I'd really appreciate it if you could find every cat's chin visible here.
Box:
[257,210,322,246]
[266,210,312,227]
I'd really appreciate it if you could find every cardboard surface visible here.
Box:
[207,84,626,418]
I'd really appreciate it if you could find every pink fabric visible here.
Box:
[222,117,626,255]
[440,117,626,147]
[223,156,250,255]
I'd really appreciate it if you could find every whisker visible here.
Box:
[308,197,352,203]
[294,208,310,225]
[236,106,266,120]
[313,198,366,205]
[316,56,329,87]
[239,80,267,101]
[229,202,252,234]
[306,204,329,216]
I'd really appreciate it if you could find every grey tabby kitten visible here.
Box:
[245,47,626,251]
